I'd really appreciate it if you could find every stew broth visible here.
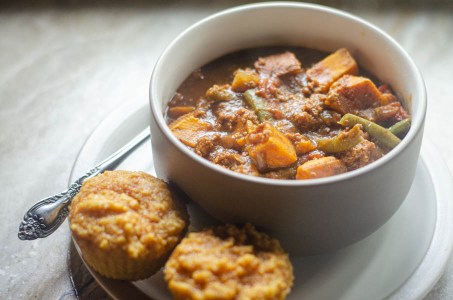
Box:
[165,47,410,180]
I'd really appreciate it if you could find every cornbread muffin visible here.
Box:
[164,223,294,300]
[69,170,188,280]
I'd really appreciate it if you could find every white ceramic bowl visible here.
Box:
[149,2,426,255]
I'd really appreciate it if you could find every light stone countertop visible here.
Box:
[1,1,452,299]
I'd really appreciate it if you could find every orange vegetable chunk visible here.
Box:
[168,106,195,118]
[295,138,317,155]
[296,156,347,179]
[169,113,212,147]
[246,123,297,171]
[231,69,260,92]
[325,75,382,115]
[307,48,358,92]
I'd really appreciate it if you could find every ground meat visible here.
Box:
[214,99,258,131]
[256,75,283,100]
[164,223,294,300]
[231,156,261,177]
[280,93,325,131]
[209,147,244,169]
[273,119,299,134]
[339,139,384,170]
[262,167,297,179]
[297,150,326,166]
[195,133,221,158]
[319,109,342,126]
[195,98,214,113]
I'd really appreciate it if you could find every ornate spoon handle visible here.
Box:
[18,127,150,240]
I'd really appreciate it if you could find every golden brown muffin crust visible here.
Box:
[69,170,188,280]
[164,223,294,300]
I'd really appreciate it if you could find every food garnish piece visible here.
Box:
[296,156,347,179]
[307,48,358,92]
[338,113,401,149]
[325,75,383,114]
[231,68,260,92]
[316,124,363,153]
[246,122,297,171]
[254,51,302,76]
[169,113,212,147]
[243,89,274,122]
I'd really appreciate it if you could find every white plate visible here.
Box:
[70,100,453,300]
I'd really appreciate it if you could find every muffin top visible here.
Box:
[164,223,294,300]
[69,170,188,260]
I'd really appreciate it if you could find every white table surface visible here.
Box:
[1,1,452,299]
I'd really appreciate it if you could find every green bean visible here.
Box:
[243,89,273,122]
[338,113,401,149]
[388,118,411,138]
[316,124,363,153]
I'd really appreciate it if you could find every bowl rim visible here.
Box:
[149,1,427,187]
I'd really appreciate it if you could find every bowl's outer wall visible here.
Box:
[149,3,426,255]
[150,114,423,255]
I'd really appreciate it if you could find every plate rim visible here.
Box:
[387,140,453,300]
[69,101,453,300]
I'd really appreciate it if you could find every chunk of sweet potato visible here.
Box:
[168,106,195,118]
[295,136,317,154]
[325,75,382,115]
[168,113,212,147]
[246,123,297,171]
[296,156,347,179]
[307,48,358,92]
[231,68,260,92]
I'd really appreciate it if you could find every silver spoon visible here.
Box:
[18,128,151,240]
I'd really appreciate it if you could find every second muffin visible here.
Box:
[69,170,188,280]
[164,223,294,300]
